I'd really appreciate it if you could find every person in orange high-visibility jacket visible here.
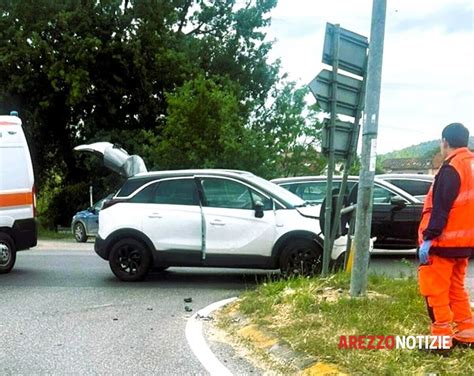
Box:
[418,122,474,349]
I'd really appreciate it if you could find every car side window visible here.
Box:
[372,185,396,204]
[301,183,327,203]
[201,178,269,210]
[281,181,356,204]
[281,182,328,203]
[388,179,432,197]
[250,190,273,210]
[153,179,199,206]
[129,183,158,204]
[93,200,104,212]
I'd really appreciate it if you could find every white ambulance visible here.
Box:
[0,112,37,273]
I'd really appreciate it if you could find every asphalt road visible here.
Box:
[1,240,473,375]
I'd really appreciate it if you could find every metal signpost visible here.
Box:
[350,0,387,296]
[308,23,368,276]
[308,70,364,117]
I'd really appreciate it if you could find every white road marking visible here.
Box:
[186,297,237,376]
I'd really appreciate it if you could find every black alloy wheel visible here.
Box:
[109,238,151,282]
[280,239,323,277]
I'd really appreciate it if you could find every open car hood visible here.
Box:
[74,142,147,178]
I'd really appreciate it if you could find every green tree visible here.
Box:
[254,81,325,177]
[0,0,280,225]
[153,75,269,175]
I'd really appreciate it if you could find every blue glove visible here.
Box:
[419,240,432,264]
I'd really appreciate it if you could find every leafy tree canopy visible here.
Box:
[0,0,324,226]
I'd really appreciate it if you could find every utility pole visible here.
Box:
[350,0,387,296]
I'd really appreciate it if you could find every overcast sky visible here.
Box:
[265,0,474,153]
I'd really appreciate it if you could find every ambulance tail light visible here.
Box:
[32,185,38,217]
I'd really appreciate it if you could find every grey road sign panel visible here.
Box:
[308,69,363,117]
[321,119,354,158]
[323,23,368,77]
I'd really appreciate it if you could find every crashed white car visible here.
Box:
[75,143,349,281]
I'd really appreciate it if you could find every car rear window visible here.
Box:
[129,183,157,203]
[117,178,151,197]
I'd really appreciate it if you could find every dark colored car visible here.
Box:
[71,197,110,242]
[272,176,424,252]
[376,174,433,202]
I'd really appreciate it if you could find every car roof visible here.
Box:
[272,175,361,184]
[131,169,255,181]
[117,169,307,208]
[376,173,434,181]
[128,168,255,183]
[119,169,257,197]
[272,174,434,184]
[270,175,423,203]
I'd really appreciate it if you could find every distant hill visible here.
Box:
[380,136,474,160]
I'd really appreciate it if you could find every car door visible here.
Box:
[198,176,276,258]
[140,178,202,253]
[86,210,99,235]
[87,199,104,235]
[370,184,420,249]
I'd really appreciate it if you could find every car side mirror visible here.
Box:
[255,201,264,218]
[390,196,406,209]
[87,207,95,213]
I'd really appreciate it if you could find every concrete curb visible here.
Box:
[214,303,346,375]
[186,297,237,376]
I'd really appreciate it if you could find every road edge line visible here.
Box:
[186,297,237,376]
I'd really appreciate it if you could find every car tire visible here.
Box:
[0,233,16,274]
[73,222,88,243]
[331,251,346,272]
[109,238,152,282]
[279,239,323,277]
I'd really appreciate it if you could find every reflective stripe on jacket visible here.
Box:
[418,147,474,254]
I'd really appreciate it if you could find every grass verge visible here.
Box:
[38,226,74,240]
[223,272,473,375]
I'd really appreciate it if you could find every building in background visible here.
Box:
[382,154,443,174]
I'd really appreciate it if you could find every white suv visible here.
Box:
[94,169,347,281]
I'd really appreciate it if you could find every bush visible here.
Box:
[38,181,91,229]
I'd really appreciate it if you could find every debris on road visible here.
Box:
[196,313,213,321]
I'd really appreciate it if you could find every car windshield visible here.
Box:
[246,175,306,207]
[93,199,106,211]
